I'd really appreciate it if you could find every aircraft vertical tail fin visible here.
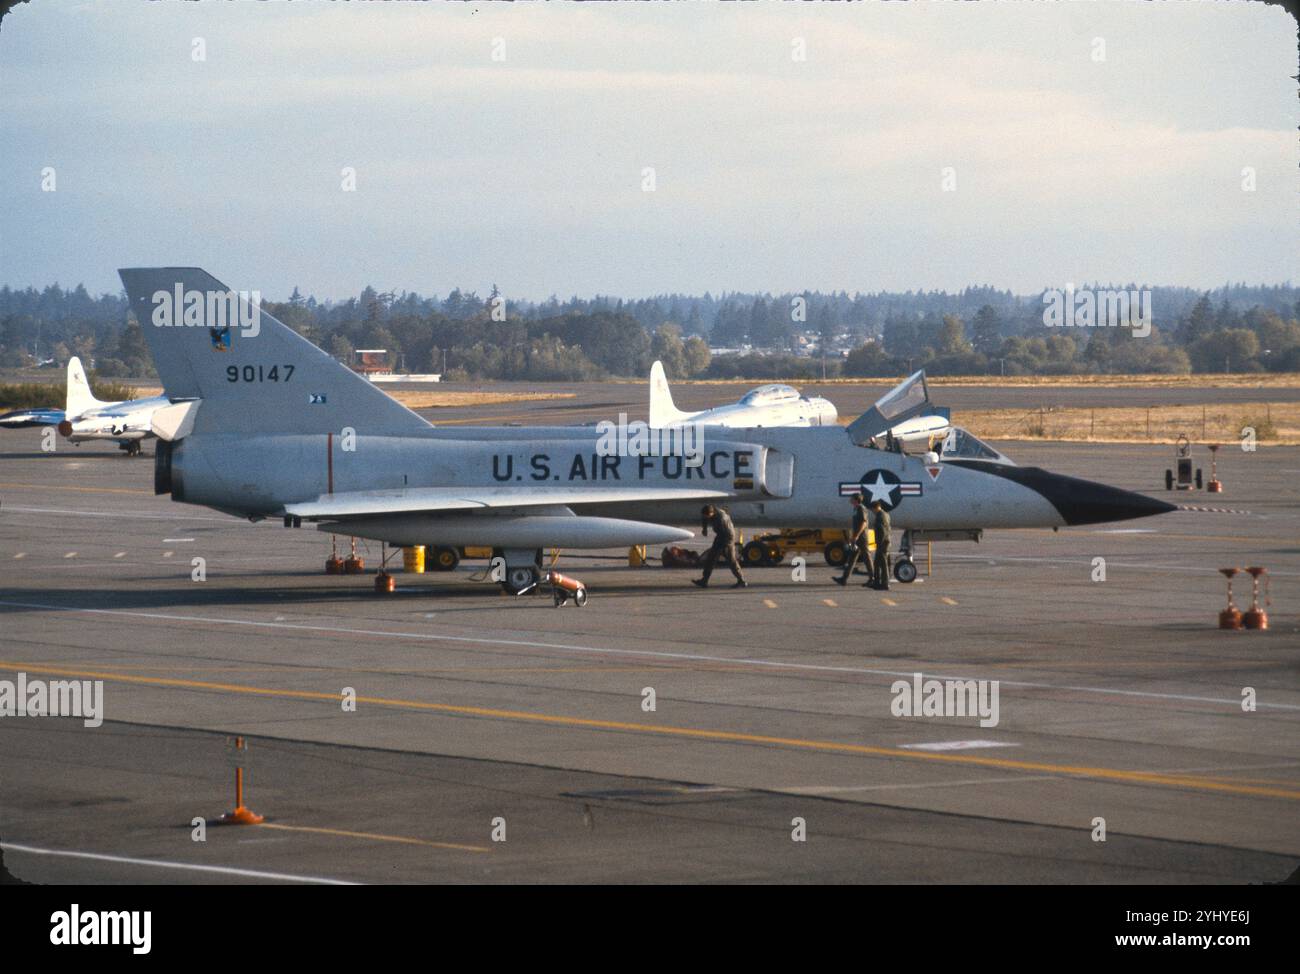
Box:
[66,357,108,416]
[648,360,693,427]
[117,268,433,437]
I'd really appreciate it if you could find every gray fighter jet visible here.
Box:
[119,268,1175,593]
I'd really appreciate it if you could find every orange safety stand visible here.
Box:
[1206,444,1223,493]
[344,536,365,574]
[375,543,395,593]
[218,737,264,825]
[1217,567,1242,630]
[325,536,343,575]
[1242,567,1269,630]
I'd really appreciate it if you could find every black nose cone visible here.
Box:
[1029,471,1179,525]
[953,461,1178,526]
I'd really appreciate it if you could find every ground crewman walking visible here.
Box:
[692,504,747,588]
[833,492,871,586]
[866,500,892,590]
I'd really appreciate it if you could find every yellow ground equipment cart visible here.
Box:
[740,528,873,568]
[404,545,471,571]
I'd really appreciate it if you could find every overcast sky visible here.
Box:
[1,1,1296,302]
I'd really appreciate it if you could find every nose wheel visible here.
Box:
[893,558,918,584]
[893,529,919,583]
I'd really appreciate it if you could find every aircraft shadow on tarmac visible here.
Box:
[0,840,33,886]
[0,571,799,614]
[0,451,152,461]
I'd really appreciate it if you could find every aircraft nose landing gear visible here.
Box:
[892,529,919,584]
[893,558,918,584]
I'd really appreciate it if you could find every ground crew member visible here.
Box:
[833,492,871,586]
[692,504,747,588]
[867,500,892,590]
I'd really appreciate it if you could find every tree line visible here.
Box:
[1,281,1297,381]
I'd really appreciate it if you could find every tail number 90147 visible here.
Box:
[226,365,295,383]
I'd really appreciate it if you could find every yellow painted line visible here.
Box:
[0,481,149,496]
[762,599,778,609]
[941,597,959,606]
[822,599,837,607]
[1195,773,1300,788]
[13,553,26,560]
[881,597,898,606]
[63,552,76,559]
[114,552,126,558]
[258,822,488,853]
[0,660,1296,802]
[162,551,174,558]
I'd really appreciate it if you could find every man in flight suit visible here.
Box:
[692,504,748,588]
[833,492,871,586]
[866,500,892,590]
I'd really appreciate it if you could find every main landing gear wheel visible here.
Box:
[432,546,460,571]
[893,558,918,584]
[823,541,848,567]
[503,565,540,596]
[1164,469,1174,491]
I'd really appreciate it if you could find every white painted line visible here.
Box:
[1,598,1297,712]
[900,740,1020,752]
[782,774,1058,794]
[162,538,195,543]
[0,841,359,885]
[1093,529,1156,534]
[782,760,1300,795]
[943,552,1300,578]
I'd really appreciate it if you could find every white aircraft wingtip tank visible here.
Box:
[121,267,1177,592]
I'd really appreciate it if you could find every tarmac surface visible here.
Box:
[0,420,1297,884]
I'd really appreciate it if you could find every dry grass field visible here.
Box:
[955,402,1298,444]
[687,373,1300,389]
[388,390,576,409]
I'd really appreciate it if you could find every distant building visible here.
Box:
[352,348,392,376]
